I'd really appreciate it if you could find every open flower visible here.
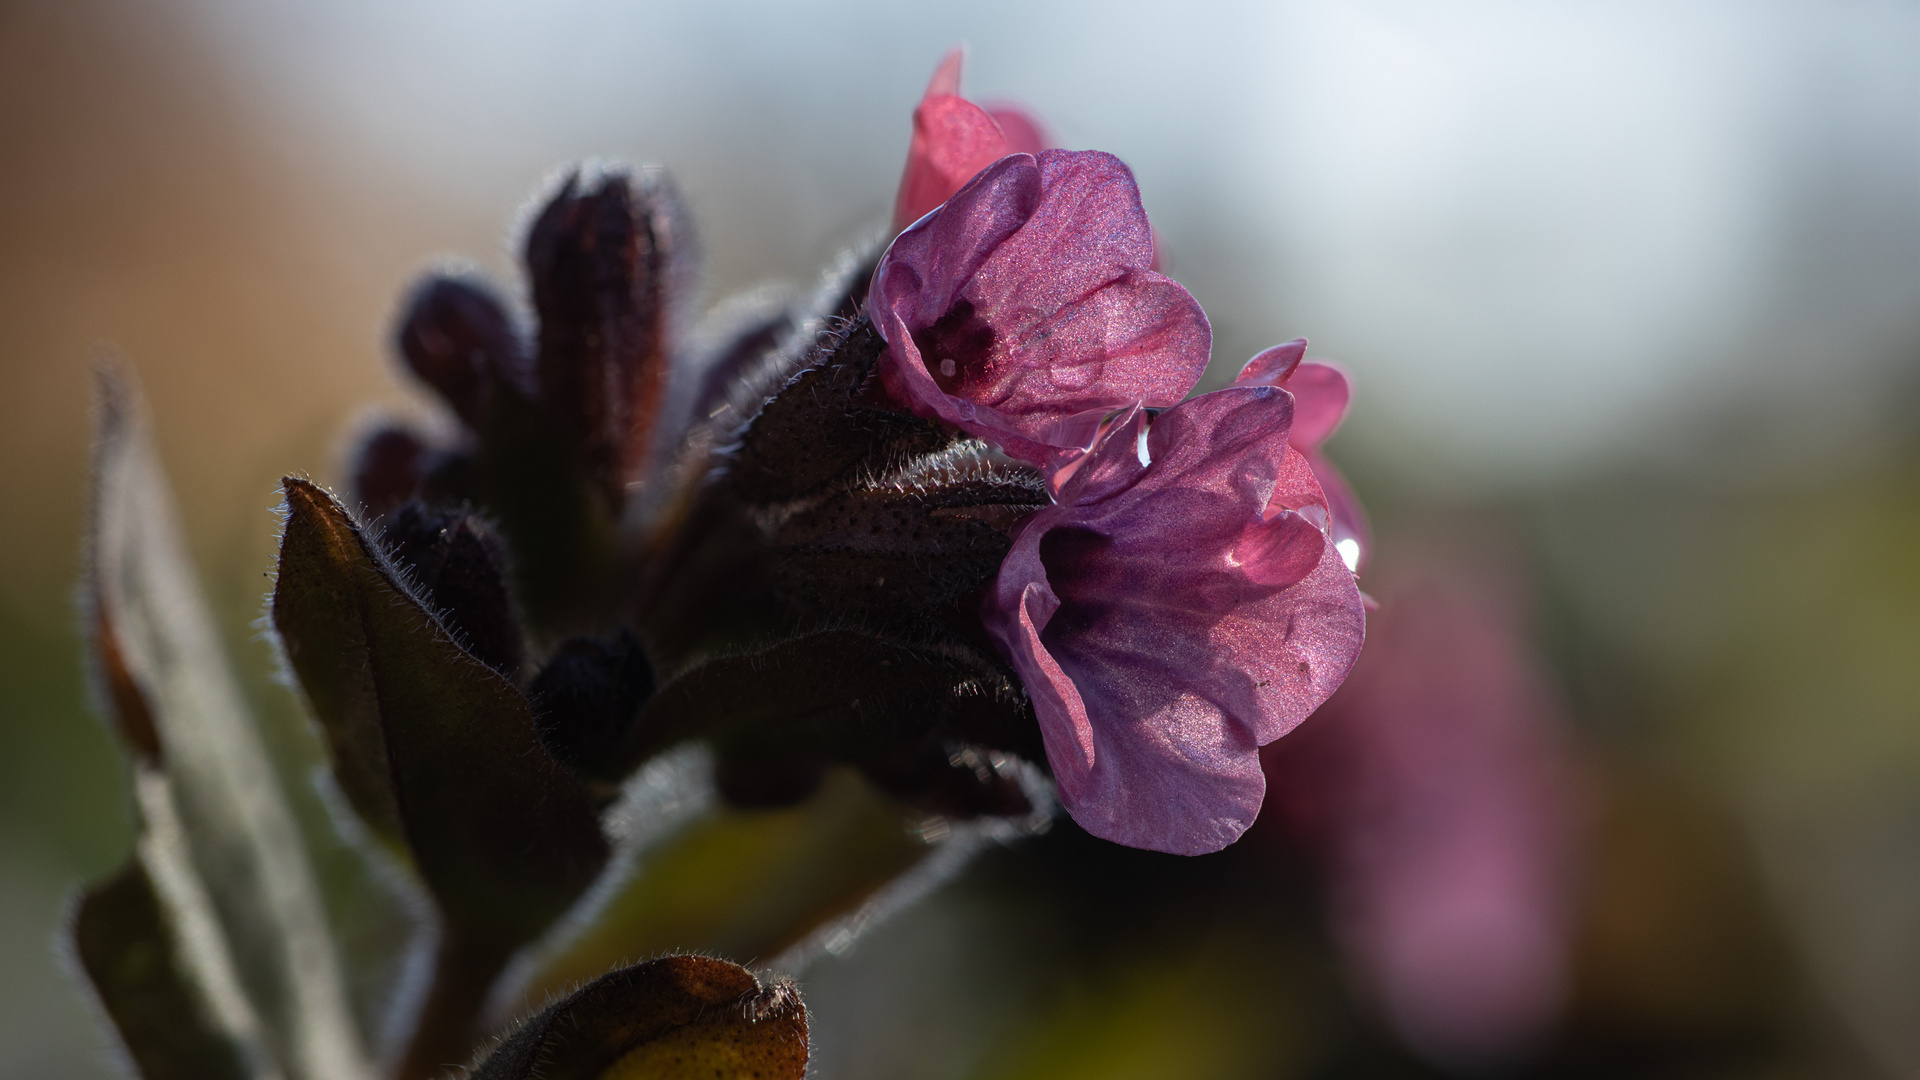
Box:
[869,150,1211,466]
[1235,339,1372,573]
[983,387,1366,854]
[893,48,1050,230]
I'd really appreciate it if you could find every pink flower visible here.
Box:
[1235,339,1372,573]
[1263,576,1581,1065]
[869,150,1211,466]
[893,49,1050,230]
[984,388,1366,855]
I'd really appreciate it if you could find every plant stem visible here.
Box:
[393,931,510,1080]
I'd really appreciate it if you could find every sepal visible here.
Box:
[378,501,526,679]
[272,478,608,946]
[726,315,951,503]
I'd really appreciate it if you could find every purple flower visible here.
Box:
[1235,339,1372,573]
[869,150,1211,467]
[983,387,1366,854]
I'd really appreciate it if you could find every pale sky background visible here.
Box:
[181,0,1920,486]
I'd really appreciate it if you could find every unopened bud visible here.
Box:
[525,170,693,511]
[379,502,525,678]
[352,425,430,520]
[395,276,521,429]
[529,630,656,783]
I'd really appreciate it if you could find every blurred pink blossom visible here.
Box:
[1264,574,1582,1065]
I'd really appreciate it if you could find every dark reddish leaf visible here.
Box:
[271,478,608,948]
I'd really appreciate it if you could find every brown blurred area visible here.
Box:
[0,3,474,1072]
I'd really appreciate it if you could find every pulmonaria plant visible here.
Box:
[67,51,1367,1080]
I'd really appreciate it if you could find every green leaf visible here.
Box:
[73,858,256,1080]
[271,477,610,951]
[513,767,926,1002]
[84,363,365,1080]
[471,956,807,1080]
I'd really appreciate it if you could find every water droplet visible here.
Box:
[1336,538,1361,572]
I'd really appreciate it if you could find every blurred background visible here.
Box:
[2,0,1916,1076]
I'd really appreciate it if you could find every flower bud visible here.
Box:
[395,276,522,429]
[528,630,656,784]
[525,170,693,511]
[351,424,430,520]
[378,502,525,678]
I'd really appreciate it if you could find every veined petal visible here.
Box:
[873,151,1210,464]
[1284,361,1352,450]
[985,386,1365,854]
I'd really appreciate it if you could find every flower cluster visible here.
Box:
[868,58,1367,853]
[70,49,1374,1080]
[346,52,1369,856]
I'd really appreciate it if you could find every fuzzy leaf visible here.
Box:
[273,478,609,949]
[471,956,806,1080]
[767,468,1047,638]
[74,858,256,1080]
[85,364,365,1080]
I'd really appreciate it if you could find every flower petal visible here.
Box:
[986,387,1365,854]
[1264,578,1579,1064]
[1305,450,1372,574]
[892,94,1011,231]
[1284,360,1352,450]
[872,151,1210,464]
[1234,338,1306,388]
[986,105,1050,156]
